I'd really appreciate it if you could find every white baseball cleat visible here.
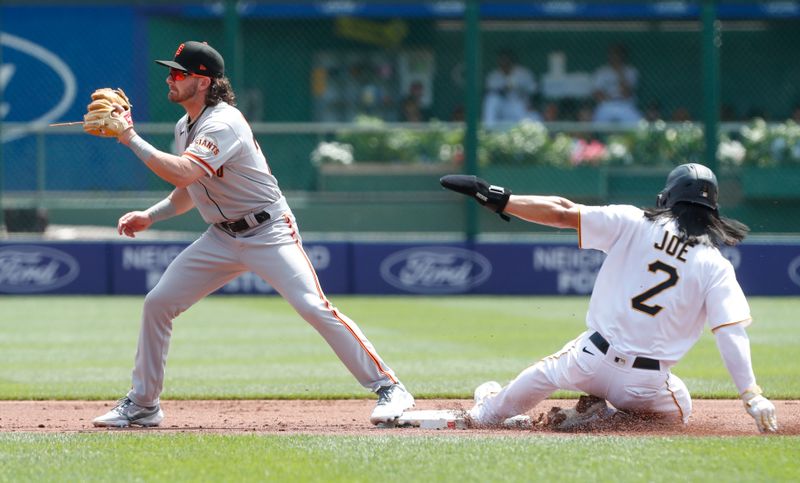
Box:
[473,381,502,404]
[92,397,164,428]
[466,381,502,425]
[370,383,415,425]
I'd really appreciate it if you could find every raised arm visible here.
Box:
[440,174,580,229]
[504,194,579,229]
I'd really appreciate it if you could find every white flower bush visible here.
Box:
[717,139,746,167]
[311,141,354,166]
[310,116,800,169]
[737,119,800,167]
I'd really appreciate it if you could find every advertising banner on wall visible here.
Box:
[1,240,798,296]
[109,242,350,295]
[0,243,110,294]
[352,242,606,295]
[1,6,143,131]
[352,241,800,296]
[1,5,148,191]
[733,243,800,296]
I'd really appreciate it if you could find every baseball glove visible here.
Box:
[83,88,133,137]
[440,174,512,221]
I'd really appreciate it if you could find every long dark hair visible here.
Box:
[205,76,236,107]
[643,202,749,247]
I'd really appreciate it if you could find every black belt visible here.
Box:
[589,331,661,371]
[217,211,270,233]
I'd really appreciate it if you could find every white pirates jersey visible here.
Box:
[176,102,282,224]
[579,204,751,362]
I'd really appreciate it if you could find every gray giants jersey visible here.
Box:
[177,102,282,224]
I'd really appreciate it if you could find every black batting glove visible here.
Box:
[440,174,512,222]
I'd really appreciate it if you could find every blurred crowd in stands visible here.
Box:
[385,43,799,128]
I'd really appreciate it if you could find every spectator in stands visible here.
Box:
[451,104,465,122]
[399,81,429,123]
[482,49,537,128]
[671,106,692,122]
[400,98,423,122]
[523,94,544,123]
[591,43,642,124]
[541,101,561,123]
[643,100,663,122]
[576,100,596,126]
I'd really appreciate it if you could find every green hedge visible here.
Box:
[312,117,800,170]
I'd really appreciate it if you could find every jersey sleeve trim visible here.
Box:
[710,317,752,333]
[183,152,215,177]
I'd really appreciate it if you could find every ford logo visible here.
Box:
[1,33,77,142]
[719,246,741,269]
[0,245,80,293]
[789,255,800,289]
[380,247,492,294]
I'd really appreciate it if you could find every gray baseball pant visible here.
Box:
[126,211,398,407]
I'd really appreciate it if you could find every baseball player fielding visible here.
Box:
[82,40,414,428]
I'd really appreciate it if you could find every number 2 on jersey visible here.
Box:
[631,260,679,316]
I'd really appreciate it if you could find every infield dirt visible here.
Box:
[1,399,797,436]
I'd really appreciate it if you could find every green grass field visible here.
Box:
[1,433,797,482]
[1,295,798,482]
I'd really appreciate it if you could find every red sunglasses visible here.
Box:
[169,68,208,82]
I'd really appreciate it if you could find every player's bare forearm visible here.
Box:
[119,128,206,188]
[147,154,206,188]
[505,195,579,229]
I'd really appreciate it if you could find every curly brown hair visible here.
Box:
[205,76,236,107]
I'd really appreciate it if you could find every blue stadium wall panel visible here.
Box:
[1,241,798,296]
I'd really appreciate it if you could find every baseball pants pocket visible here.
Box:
[610,373,691,423]
[622,384,661,399]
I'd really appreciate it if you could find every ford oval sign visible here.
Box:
[379,247,492,294]
[1,33,77,142]
[0,245,80,293]
[789,255,800,289]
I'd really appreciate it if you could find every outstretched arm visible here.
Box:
[440,174,580,228]
[82,96,207,189]
[714,323,777,433]
[504,195,580,229]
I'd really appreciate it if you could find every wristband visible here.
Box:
[741,385,762,402]
[129,134,159,163]
[144,198,178,223]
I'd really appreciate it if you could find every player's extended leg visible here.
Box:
[247,241,399,389]
[243,214,413,423]
[94,228,245,427]
[469,335,589,426]
[131,229,246,406]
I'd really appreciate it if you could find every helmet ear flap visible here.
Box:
[656,191,667,208]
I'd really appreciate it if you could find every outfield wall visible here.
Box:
[1,240,798,296]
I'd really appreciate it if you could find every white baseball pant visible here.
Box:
[472,330,691,425]
[126,209,398,407]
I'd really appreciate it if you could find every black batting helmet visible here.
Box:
[656,163,719,210]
